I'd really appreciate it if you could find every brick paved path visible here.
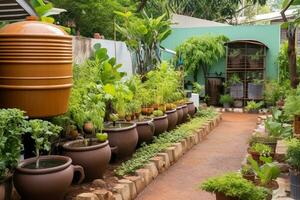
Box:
[136,113,257,200]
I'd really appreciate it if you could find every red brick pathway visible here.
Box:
[136,113,257,200]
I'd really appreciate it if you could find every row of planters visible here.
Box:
[0,45,197,200]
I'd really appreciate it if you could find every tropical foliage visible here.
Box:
[115,11,172,74]
[176,35,229,82]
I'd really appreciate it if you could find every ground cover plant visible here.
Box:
[200,172,269,200]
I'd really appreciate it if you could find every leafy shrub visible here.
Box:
[284,86,300,117]
[0,109,27,180]
[176,35,229,82]
[264,80,290,106]
[250,143,272,156]
[153,110,164,117]
[245,101,263,112]
[219,94,233,105]
[200,173,269,200]
[286,138,300,171]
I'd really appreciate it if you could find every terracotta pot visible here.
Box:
[153,115,168,136]
[294,115,300,138]
[182,105,189,122]
[136,118,155,145]
[104,122,138,159]
[63,139,111,182]
[13,155,84,200]
[176,106,184,124]
[0,176,12,200]
[0,18,72,118]
[166,109,178,131]
[216,192,238,200]
[187,101,196,117]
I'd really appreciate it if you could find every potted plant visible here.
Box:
[152,110,169,136]
[248,79,264,100]
[0,109,27,200]
[165,103,178,131]
[248,49,263,68]
[14,120,85,200]
[248,133,278,153]
[248,156,280,190]
[229,49,242,66]
[219,94,233,109]
[63,126,111,182]
[248,143,272,163]
[284,89,300,138]
[228,74,244,106]
[201,172,269,200]
[135,116,155,146]
[286,138,300,199]
[245,101,263,114]
[241,164,255,182]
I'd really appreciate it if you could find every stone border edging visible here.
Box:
[76,113,222,200]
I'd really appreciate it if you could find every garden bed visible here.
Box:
[69,109,222,200]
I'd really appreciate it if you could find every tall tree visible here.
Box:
[137,0,267,23]
[281,0,300,88]
[52,0,136,38]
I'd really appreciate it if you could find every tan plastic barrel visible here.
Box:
[0,17,73,118]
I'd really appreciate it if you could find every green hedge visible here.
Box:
[115,107,218,176]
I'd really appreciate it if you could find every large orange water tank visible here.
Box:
[0,17,73,118]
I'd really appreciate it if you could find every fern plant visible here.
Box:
[176,35,229,82]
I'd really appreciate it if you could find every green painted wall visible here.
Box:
[162,24,281,85]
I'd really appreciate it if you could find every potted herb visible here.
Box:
[14,120,85,200]
[0,109,27,200]
[248,143,272,163]
[248,79,264,100]
[245,101,263,114]
[219,94,233,109]
[152,110,169,136]
[229,49,242,66]
[228,73,244,106]
[286,138,300,199]
[241,164,255,182]
[248,156,280,190]
[284,89,300,138]
[248,50,263,68]
[248,133,278,153]
[200,172,269,200]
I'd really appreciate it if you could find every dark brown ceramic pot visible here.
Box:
[136,118,155,146]
[166,109,178,131]
[13,155,84,200]
[104,122,138,159]
[0,176,12,200]
[216,193,238,200]
[243,174,255,182]
[176,106,184,124]
[63,139,111,182]
[182,104,189,122]
[0,17,72,118]
[153,115,168,136]
[187,101,196,117]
